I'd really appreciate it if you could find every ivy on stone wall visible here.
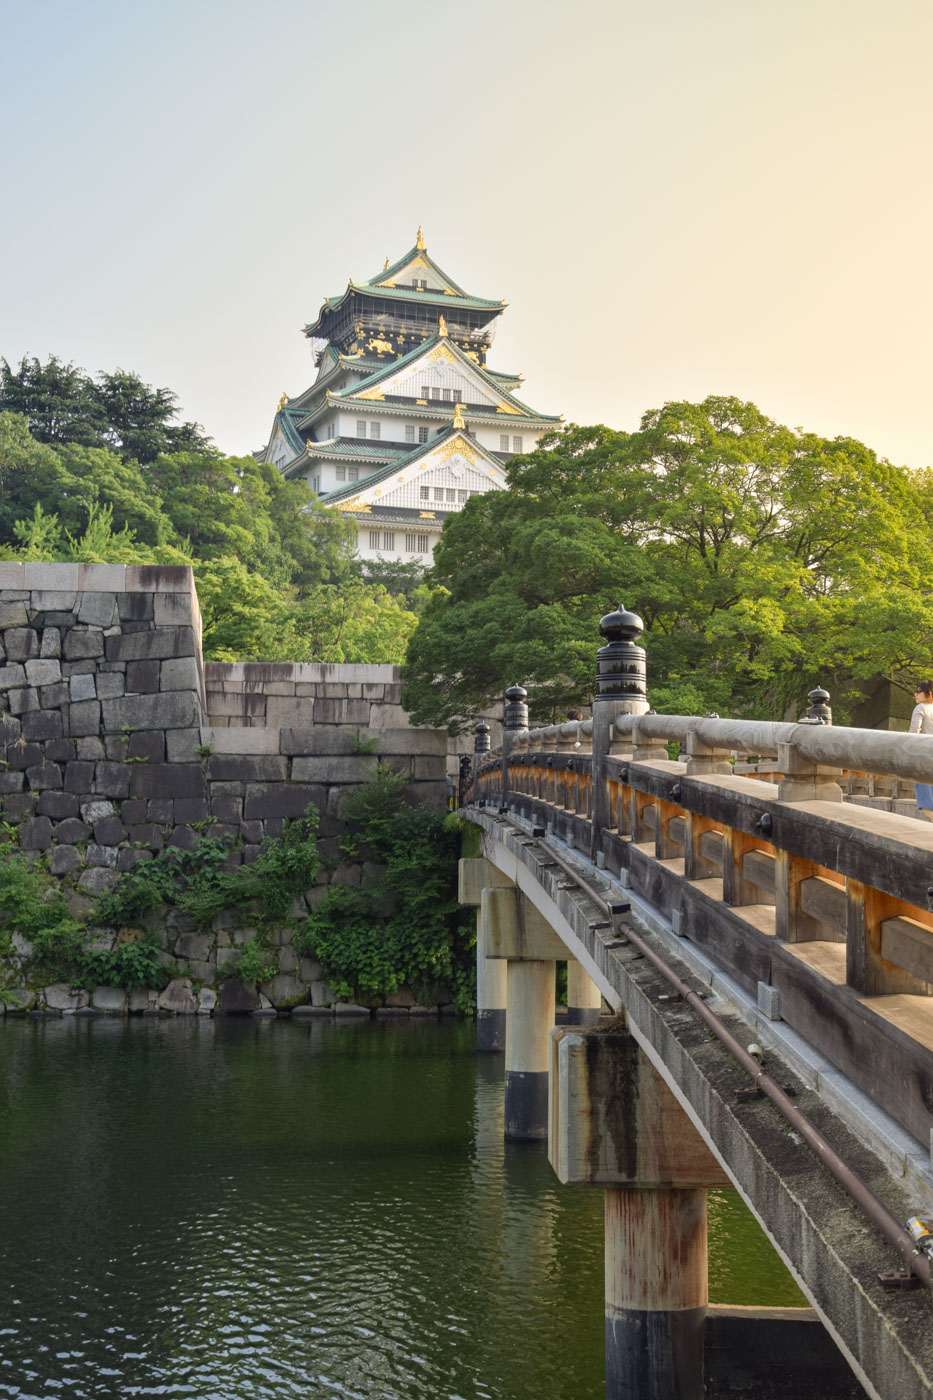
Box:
[0,783,473,1012]
[294,767,475,1013]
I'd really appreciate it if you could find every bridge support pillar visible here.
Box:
[483,885,564,1137]
[549,1026,729,1400]
[566,959,602,1025]
[458,858,513,1052]
[605,1185,707,1400]
[506,959,555,1139]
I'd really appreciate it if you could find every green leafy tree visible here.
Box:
[402,398,931,727]
[0,405,418,667]
[359,557,425,602]
[94,369,210,462]
[0,357,210,461]
[0,356,105,446]
[145,450,357,590]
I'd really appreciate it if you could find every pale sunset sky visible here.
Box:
[1,0,930,468]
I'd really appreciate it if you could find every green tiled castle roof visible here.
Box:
[324,425,504,505]
[327,332,560,423]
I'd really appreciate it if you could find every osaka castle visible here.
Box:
[258,229,560,562]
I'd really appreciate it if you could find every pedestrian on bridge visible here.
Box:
[909,679,933,821]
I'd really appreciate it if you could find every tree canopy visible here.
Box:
[401,397,932,729]
[0,356,211,461]
[0,407,422,665]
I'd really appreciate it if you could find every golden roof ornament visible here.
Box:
[416,225,425,251]
[453,401,465,431]
[277,392,288,411]
[383,256,389,271]
[438,314,448,338]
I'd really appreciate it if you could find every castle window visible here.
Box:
[348,467,359,482]
[405,533,417,552]
[406,532,430,554]
[512,436,524,453]
[457,489,468,502]
[370,422,381,440]
[356,420,366,437]
[405,425,415,443]
[452,389,463,402]
[446,489,456,502]
[418,426,429,443]
[420,486,430,500]
[500,435,509,451]
[433,488,444,501]
[417,533,429,553]
[335,466,346,481]
[382,532,395,550]
[369,530,380,549]
[421,384,430,399]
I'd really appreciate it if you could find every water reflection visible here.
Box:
[0,1017,800,1399]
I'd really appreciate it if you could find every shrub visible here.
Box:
[295,767,475,1011]
[217,937,279,987]
[93,812,320,933]
[0,848,84,974]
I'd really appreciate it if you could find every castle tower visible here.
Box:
[258,230,560,563]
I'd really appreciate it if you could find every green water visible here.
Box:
[0,1016,802,1398]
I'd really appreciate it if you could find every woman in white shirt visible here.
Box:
[909,680,933,821]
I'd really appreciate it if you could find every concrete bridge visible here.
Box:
[457,606,933,1400]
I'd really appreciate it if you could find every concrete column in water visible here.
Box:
[484,885,566,1139]
[549,1025,728,1399]
[458,857,512,1052]
[605,1186,707,1400]
[565,959,602,1025]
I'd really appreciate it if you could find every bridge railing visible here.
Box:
[461,606,933,1149]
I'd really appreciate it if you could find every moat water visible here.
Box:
[0,1017,803,1398]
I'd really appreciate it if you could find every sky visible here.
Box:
[1,0,931,468]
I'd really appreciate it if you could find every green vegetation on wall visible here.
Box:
[0,779,472,1009]
[294,767,475,1012]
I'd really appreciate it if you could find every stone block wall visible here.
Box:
[0,563,205,901]
[0,565,454,1017]
[205,661,409,731]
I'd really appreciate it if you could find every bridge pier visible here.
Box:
[458,857,512,1051]
[550,1025,729,1399]
[485,885,565,1139]
[605,1185,707,1400]
[505,960,555,1138]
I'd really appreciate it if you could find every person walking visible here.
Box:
[909,680,933,822]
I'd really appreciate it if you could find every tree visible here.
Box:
[0,357,210,462]
[401,398,931,729]
[0,409,418,667]
[144,450,357,590]
[94,369,210,462]
[0,356,105,447]
[359,557,426,602]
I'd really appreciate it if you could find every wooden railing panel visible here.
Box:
[799,875,846,937]
[880,915,933,986]
[847,882,933,997]
[741,848,776,896]
[698,828,724,870]
[723,829,776,908]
